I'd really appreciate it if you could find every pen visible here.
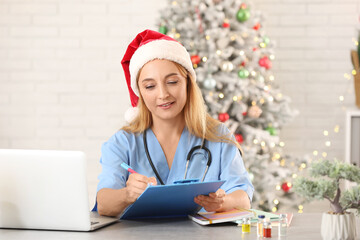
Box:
[121,162,138,174]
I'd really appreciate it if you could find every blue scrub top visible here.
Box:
[95,125,254,203]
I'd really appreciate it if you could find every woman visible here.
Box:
[95,30,254,217]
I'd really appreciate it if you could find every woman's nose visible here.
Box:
[158,84,170,99]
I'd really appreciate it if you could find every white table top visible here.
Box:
[1,213,359,240]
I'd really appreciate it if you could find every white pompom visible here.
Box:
[124,107,139,123]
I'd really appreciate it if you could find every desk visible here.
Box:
[1,213,359,240]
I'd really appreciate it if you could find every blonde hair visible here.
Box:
[121,61,242,152]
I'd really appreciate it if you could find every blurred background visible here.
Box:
[0,0,359,212]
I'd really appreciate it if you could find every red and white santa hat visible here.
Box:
[121,29,196,122]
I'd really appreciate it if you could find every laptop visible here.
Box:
[0,149,118,231]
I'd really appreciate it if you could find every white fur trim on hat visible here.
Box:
[129,39,196,96]
[124,106,139,123]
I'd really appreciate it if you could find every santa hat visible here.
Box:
[121,29,196,122]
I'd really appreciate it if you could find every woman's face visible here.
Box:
[138,59,187,124]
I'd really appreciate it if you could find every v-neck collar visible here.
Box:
[147,127,188,184]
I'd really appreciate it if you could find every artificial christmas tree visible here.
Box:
[157,0,308,212]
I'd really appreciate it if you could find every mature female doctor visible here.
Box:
[95,29,254,217]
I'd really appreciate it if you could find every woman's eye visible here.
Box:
[167,80,178,84]
[145,85,154,89]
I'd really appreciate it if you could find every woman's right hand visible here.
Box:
[125,173,157,204]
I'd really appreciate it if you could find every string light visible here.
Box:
[322,152,327,158]
[279,142,285,147]
[339,95,344,102]
[323,130,328,136]
[276,185,281,191]
[172,1,178,5]
[216,50,222,55]
[268,96,274,102]
[273,199,279,205]
[313,150,318,156]
[298,205,303,213]
[233,96,238,101]
[334,125,340,133]
[260,98,265,104]
[280,159,286,166]
[261,141,266,147]
[239,50,245,56]
[175,33,181,39]
[251,101,256,106]
[325,141,331,147]
[277,93,283,99]
[269,55,275,60]
[251,71,256,76]
[270,142,276,148]
[269,75,275,81]
[253,139,259,144]
[300,163,306,169]
[205,35,211,40]
[292,173,297,178]
[260,42,266,48]
[352,70,357,75]
[202,57,208,62]
[272,207,277,212]
[219,93,224,99]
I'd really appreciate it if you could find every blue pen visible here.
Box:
[121,162,138,174]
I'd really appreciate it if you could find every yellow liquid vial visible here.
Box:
[242,223,251,233]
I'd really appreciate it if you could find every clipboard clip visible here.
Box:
[173,179,200,184]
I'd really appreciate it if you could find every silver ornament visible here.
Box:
[203,77,217,90]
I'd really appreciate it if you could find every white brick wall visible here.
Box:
[0,0,359,207]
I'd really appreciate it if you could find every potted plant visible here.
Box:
[293,159,360,240]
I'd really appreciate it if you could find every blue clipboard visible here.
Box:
[120,179,225,219]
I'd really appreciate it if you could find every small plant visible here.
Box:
[293,159,360,214]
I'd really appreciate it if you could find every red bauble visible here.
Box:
[259,56,272,69]
[191,55,201,65]
[253,23,261,30]
[281,182,292,193]
[218,112,230,122]
[252,47,257,51]
[222,22,230,28]
[241,61,246,67]
[235,134,244,144]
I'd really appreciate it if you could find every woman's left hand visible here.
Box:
[194,189,226,212]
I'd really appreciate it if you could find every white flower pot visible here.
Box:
[321,212,357,240]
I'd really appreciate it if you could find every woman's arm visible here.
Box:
[97,173,157,217]
[194,189,250,212]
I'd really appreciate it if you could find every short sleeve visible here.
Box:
[96,131,131,193]
[218,125,254,201]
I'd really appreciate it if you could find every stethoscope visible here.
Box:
[143,129,212,185]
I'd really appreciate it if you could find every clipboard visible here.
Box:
[120,179,225,219]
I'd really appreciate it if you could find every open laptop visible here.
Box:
[0,149,118,231]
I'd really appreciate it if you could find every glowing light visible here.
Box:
[264,86,269,91]
[322,152,327,158]
[334,125,340,133]
[230,35,236,41]
[175,33,181,39]
[325,141,331,147]
[292,174,297,178]
[202,57,208,62]
[260,42,266,48]
[253,139,259,144]
[274,153,281,159]
[323,130,329,136]
[273,199,279,205]
[313,150,318,156]
[298,205,303,210]
[254,37,259,41]
[270,142,276,148]
[352,70,357,75]
[233,96,238,101]
[172,1,178,5]
[240,50,245,56]
[276,185,281,190]
[300,163,306,169]
[260,98,265,104]
[193,64,198,68]
[269,55,275,60]
[287,183,292,188]
[268,96,274,102]
[279,142,285,147]
[261,141,266,147]
[251,71,256,76]
[251,101,256,106]
[216,50,222,55]
[277,93,283,99]
[269,75,275,81]
[206,35,211,40]
[272,207,277,212]
[339,96,344,102]
[280,159,286,166]
[219,93,224,99]
[344,73,351,80]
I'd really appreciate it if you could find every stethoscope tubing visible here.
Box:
[143,129,212,185]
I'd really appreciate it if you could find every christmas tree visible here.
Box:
[157,0,309,212]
